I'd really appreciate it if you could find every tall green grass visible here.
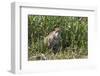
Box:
[28,15,88,60]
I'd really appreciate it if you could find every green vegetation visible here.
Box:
[28,15,88,60]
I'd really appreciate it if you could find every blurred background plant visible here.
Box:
[28,15,88,60]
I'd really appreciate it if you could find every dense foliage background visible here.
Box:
[28,15,88,60]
